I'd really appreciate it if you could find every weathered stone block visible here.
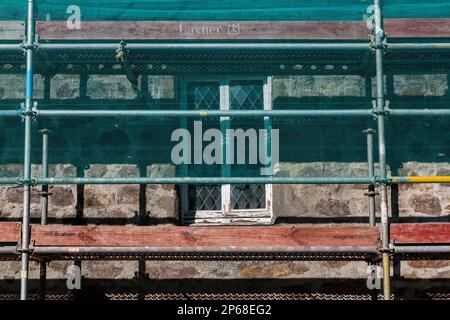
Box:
[147,76,175,99]
[394,74,448,96]
[49,187,75,207]
[146,185,179,220]
[273,75,365,98]
[116,185,140,204]
[5,187,40,204]
[0,164,22,177]
[0,74,44,99]
[51,74,80,99]
[408,194,442,216]
[87,75,138,99]
[314,198,351,216]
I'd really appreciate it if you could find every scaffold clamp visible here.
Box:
[17,178,37,187]
[371,100,391,118]
[39,129,52,135]
[20,40,39,53]
[370,24,387,52]
[362,128,376,134]
[18,102,38,121]
[16,239,34,255]
[364,190,379,197]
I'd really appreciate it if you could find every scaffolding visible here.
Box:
[0,0,450,300]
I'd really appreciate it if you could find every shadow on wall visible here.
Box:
[0,278,449,300]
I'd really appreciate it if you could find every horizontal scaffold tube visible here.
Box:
[3,42,450,53]
[0,109,450,118]
[1,109,450,118]
[1,177,448,186]
[0,178,21,184]
[0,247,18,254]
[37,109,372,117]
[35,177,379,185]
[31,246,378,255]
[0,43,21,52]
[394,246,450,254]
[38,42,450,52]
[0,110,19,117]
[391,109,450,117]
[391,176,450,184]
[36,109,450,118]
[38,42,370,52]
[388,43,450,50]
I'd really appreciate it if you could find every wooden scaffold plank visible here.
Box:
[0,222,21,244]
[0,21,25,40]
[30,225,379,248]
[35,19,450,41]
[391,223,450,245]
[36,21,369,41]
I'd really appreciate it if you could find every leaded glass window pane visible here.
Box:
[231,184,266,210]
[188,185,222,211]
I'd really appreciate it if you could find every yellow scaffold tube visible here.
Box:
[392,176,450,184]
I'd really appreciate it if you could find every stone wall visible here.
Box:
[0,73,449,299]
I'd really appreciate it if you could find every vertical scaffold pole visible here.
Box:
[40,129,50,225]
[21,0,36,301]
[364,128,376,227]
[373,0,391,300]
[39,129,50,300]
[365,127,378,300]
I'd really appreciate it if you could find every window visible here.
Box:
[179,77,274,225]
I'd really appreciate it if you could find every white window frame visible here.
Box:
[179,76,274,225]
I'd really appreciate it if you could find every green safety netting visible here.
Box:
[0,0,450,21]
[0,1,449,181]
